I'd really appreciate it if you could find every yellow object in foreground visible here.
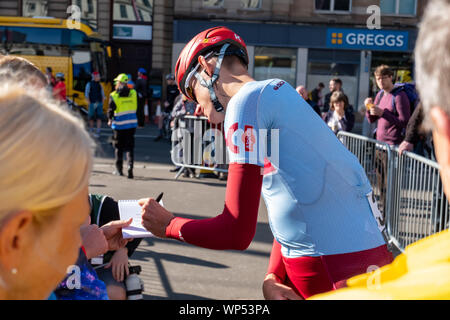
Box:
[310,229,450,299]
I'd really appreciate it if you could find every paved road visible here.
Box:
[89,125,273,300]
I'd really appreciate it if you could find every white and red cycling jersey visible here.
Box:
[165,79,392,297]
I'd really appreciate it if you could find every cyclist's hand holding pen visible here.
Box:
[139,192,174,238]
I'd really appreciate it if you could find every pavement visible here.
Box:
[88,124,273,300]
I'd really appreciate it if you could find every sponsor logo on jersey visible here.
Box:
[274,81,285,91]
[243,125,256,152]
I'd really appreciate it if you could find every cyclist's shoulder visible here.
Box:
[258,78,296,96]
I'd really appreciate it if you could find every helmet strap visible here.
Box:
[193,43,230,112]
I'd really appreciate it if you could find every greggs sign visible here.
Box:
[327,28,409,51]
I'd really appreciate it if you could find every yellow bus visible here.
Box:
[0,16,111,111]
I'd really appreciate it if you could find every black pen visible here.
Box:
[155,192,164,203]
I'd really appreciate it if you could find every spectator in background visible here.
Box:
[310,82,324,110]
[169,95,197,178]
[45,67,56,87]
[323,91,355,134]
[311,0,450,299]
[366,65,411,219]
[108,73,138,179]
[85,71,105,138]
[87,194,142,300]
[398,103,434,158]
[366,65,411,146]
[165,73,180,113]
[0,82,93,300]
[296,85,321,116]
[135,68,149,128]
[323,78,348,113]
[155,74,180,141]
[127,74,135,89]
[53,72,66,102]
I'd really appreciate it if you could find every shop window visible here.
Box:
[380,0,416,16]
[203,0,224,8]
[72,0,98,30]
[254,47,297,88]
[241,0,262,9]
[307,49,359,109]
[114,0,153,22]
[87,0,94,14]
[315,0,351,12]
[22,0,48,17]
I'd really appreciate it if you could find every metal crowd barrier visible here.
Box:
[338,131,449,252]
[337,132,393,226]
[170,115,228,180]
[389,147,449,250]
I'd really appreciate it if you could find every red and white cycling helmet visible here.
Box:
[175,26,248,111]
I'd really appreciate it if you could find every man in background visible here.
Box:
[108,74,138,179]
[323,78,348,113]
[85,71,105,138]
[296,85,321,116]
[135,68,149,128]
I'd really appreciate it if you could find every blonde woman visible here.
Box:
[322,91,355,134]
[0,83,94,299]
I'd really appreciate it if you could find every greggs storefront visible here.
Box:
[172,20,417,120]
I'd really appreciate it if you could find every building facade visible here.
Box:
[172,0,427,113]
[0,0,427,113]
[0,0,165,93]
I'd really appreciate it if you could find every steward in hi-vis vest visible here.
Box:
[108,73,138,179]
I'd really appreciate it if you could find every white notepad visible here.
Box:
[118,200,162,239]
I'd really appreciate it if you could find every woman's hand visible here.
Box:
[101,218,133,251]
[80,224,108,259]
[262,274,303,300]
[105,247,129,282]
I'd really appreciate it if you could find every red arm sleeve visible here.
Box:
[165,163,263,250]
[266,239,286,282]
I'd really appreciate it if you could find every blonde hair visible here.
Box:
[0,83,93,221]
[415,0,450,126]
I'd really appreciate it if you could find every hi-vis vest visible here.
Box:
[110,89,138,130]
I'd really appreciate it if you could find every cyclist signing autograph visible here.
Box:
[140,27,393,299]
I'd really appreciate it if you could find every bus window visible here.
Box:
[68,29,89,48]
[0,26,68,56]
[72,50,92,92]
